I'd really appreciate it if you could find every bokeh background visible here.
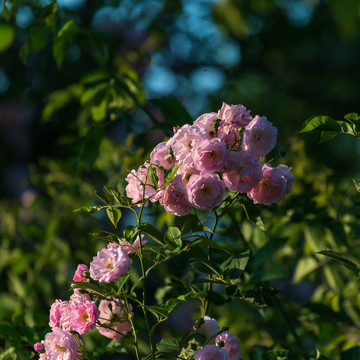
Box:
[1,0,360,359]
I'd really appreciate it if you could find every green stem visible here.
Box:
[204,211,220,315]
[137,202,156,360]
[123,294,140,360]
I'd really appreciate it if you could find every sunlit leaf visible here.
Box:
[0,24,15,53]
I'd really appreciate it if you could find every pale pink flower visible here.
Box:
[125,163,164,206]
[70,300,99,335]
[49,299,62,328]
[34,342,44,353]
[177,161,200,185]
[247,163,287,205]
[218,103,252,148]
[39,353,49,360]
[97,299,133,339]
[43,328,78,360]
[193,316,220,340]
[223,151,262,192]
[194,344,230,360]
[187,174,225,210]
[159,175,193,216]
[118,234,147,254]
[216,331,242,360]
[90,243,132,283]
[73,264,88,282]
[150,141,174,169]
[69,291,91,304]
[275,164,294,195]
[192,138,230,173]
[193,112,219,138]
[242,115,277,157]
[170,124,209,163]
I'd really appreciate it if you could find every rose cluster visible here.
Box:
[192,315,242,360]
[126,102,294,216]
[33,236,142,359]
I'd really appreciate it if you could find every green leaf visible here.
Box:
[29,27,48,52]
[292,256,319,283]
[80,82,108,104]
[164,163,181,184]
[251,238,287,271]
[156,337,180,353]
[299,115,341,133]
[146,305,168,321]
[319,131,338,143]
[106,207,121,228]
[53,20,78,68]
[267,349,289,360]
[151,97,193,128]
[165,293,189,312]
[191,260,221,276]
[240,200,265,231]
[229,249,250,285]
[174,214,199,233]
[81,70,110,84]
[344,113,360,125]
[91,96,108,122]
[318,249,360,275]
[105,185,132,206]
[164,227,182,249]
[95,190,110,205]
[0,321,18,343]
[0,24,15,53]
[191,237,230,253]
[338,120,357,135]
[353,179,360,193]
[140,223,166,246]
[73,205,103,213]
[148,164,159,189]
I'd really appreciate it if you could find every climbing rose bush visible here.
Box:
[34,102,293,360]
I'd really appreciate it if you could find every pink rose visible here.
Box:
[177,162,200,185]
[242,115,277,157]
[170,124,209,163]
[192,138,230,173]
[97,299,133,339]
[247,163,287,205]
[90,243,132,283]
[159,175,193,216]
[187,174,225,210]
[73,264,89,282]
[216,331,242,360]
[70,300,99,335]
[34,342,44,353]
[223,151,262,193]
[150,141,174,170]
[125,162,164,206]
[193,112,219,138]
[39,353,49,360]
[49,300,62,328]
[275,164,294,195]
[118,234,147,254]
[43,328,78,360]
[218,103,252,148]
[194,344,230,360]
[193,316,220,340]
[69,290,91,304]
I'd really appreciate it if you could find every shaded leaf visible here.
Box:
[140,222,166,246]
[318,249,360,275]
[106,207,121,228]
[164,227,182,249]
[229,249,250,285]
[156,337,180,353]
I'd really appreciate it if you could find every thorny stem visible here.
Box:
[122,294,140,360]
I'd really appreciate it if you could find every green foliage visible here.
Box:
[299,113,360,143]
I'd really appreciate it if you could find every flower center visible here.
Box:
[206,151,216,160]
[106,262,114,269]
[55,345,67,352]
[81,310,89,323]
[201,185,210,195]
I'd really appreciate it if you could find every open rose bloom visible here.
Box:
[125,102,293,215]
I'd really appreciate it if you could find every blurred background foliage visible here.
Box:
[0,0,360,359]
